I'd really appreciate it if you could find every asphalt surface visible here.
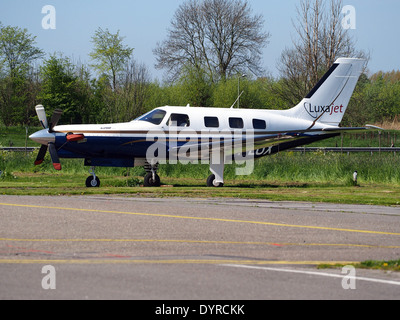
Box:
[0,195,400,301]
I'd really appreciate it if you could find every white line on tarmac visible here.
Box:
[221,264,400,287]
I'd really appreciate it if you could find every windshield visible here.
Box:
[135,109,166,125]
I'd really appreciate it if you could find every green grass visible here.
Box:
[159,151,400,186]
[318,259,400,272]
[356,259,400,271]
[1,170,400,206]
[0,126,41,147]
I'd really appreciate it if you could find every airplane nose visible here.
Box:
[29,129,56,145]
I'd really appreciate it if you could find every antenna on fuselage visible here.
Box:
[230,91,244,109]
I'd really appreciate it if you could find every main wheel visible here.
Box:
[206,174,224,187]
[86,176,100,187]
[144,172,161,187]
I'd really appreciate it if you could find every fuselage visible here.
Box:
[30,105,335,167]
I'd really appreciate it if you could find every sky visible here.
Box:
[0,0,399,80]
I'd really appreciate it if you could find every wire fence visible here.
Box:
[2,146,400,155]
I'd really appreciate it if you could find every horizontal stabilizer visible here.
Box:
[322,125,384,133]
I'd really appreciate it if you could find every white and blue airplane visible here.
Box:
[29,58,380,187]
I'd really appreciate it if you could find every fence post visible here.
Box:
[341,134,343,154]
[25,127,28,156]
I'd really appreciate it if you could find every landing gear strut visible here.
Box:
[86,166,100,187]
[144,162,160,187]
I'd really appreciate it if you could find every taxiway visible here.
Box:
[1,195,399,300]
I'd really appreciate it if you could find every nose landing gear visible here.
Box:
[86,166,100,187]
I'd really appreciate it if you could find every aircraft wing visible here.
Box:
[169,125,383,158]
[170,131,322,157]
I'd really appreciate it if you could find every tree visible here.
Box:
[153,0,270,82]
[0,68,40,126]
[365,73,400,124]
[38,55,93,124]
[0,24,44,78]
[341,73,371,126]
[177,64,213,107]
[277,0,368,105]
[0,24,43,126]
[92,58,152,123]
[119,58,152,120]
[90,27,133,91]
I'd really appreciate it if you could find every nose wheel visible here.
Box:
[86,166,100,187]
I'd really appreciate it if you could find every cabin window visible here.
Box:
[252,119,266,129]
[136,109,166,125]
[204,116,219,128]
[229,117,244,129]
[167,113,190,127]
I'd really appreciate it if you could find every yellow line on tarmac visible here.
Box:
[0,259,357,265]
[1,238,400,249]
[1,202,400,236]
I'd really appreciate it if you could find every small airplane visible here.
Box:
[29,57,381,187]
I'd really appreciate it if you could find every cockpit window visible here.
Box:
[136,109,166,125]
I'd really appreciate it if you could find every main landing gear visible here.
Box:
[86,166,100,187]
[143,161,160,187]
[207,155,225,187]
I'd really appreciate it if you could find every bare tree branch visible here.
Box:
[153,0,270,82]
[277,0,369,105]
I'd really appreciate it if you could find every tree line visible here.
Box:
[0,0,399,128]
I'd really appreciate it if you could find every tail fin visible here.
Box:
[287,58,365,126]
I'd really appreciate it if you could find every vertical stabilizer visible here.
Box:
[287,58,365,126]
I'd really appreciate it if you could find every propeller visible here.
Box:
[33,105,63,171]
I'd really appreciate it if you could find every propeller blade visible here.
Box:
[49,109,63,132]
[34,145,48,166]
[35,105,48,129]
[48,142,61,171]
